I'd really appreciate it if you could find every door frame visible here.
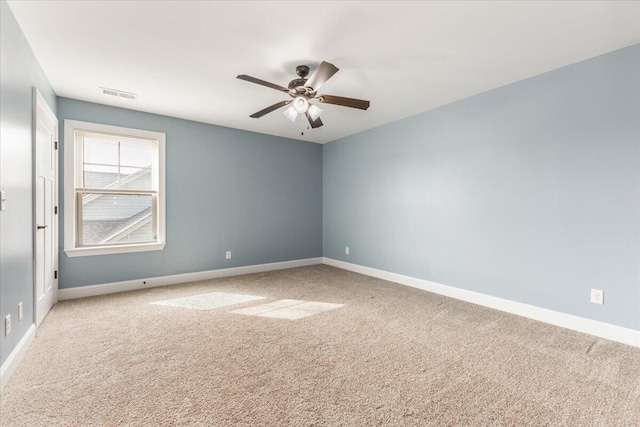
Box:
[32,88,59,327]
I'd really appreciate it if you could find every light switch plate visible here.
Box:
[4,315,10,336]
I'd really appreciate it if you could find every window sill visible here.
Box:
[64,242,165,257]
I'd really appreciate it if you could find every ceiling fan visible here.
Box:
[237,61,370,129]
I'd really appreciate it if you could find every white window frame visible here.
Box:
[63,120,166,257]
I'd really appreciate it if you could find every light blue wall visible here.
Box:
[324,44,640,331]
[57,98,323,288]
[0,1,57,365]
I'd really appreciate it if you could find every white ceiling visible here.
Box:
[8,1,640,144]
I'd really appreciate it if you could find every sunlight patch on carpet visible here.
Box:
[231,299,344,320]
[151,292,265,310]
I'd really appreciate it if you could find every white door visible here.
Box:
[34,89,58,326]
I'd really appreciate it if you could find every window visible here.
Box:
[64,120,165,256]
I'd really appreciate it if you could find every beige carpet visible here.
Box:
[1,265,639,426]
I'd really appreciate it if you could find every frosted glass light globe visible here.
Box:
[292,96,309,114]
[283,105,297,122]
[308,104,323,121]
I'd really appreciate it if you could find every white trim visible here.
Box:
[63,119,166,257]
[58,257,323,300]
[64,242,165,257]
[0,324,36,391]
[322,258,640,348]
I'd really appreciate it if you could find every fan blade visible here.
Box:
[237,75,290,93]
[250,100,291,118]
[305,61,339,93]
[305,111,323,129]
[318,94,370,110]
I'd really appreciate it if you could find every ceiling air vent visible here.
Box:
[100,87,137,100]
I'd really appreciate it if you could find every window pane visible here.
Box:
[80,193,154,245]
[120,139,154,168]
[111,220,153,244]
[79,133,155,191]
[83,164,120,189]
[83,135,118,166]
[118,166,152,191]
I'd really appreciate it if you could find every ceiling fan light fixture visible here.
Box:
[238,61,370,130]
[308,104,323,121]
[292,96,309,114]
[283,105,298,122]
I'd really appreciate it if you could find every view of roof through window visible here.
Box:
[75,131,157,245]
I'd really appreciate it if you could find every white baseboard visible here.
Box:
[58,257,323,301]
[1,324,36,391]
[323,257,640,348]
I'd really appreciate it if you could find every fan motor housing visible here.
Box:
[288,78,307,90]
[288,65,312,93]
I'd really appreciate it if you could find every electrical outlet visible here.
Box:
[18,302,23,320]
[4,315,10,336]
[345,247,350,255]
[591,289,604,305]
[226,251,231,260]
